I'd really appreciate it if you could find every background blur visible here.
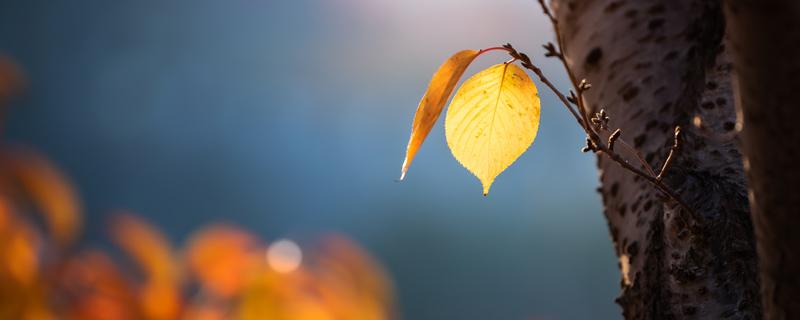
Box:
[0,0,619,319]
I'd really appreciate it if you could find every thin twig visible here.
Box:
[499,44,584,127]
[615,136,658,177]
[537,0,556,23]
[503,43,698,217]
[657,126,682,181]
[597,146,696,215]
[525,62,584,126]
[529,0,696,217]
[526,57,697,216]
[549,14,598,138]
[590,108,659,176]
[607,129,621,151]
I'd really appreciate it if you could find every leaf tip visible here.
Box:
[399,159,409,181]
[482,182,492,196]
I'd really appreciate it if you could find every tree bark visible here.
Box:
[722,1,800,319]
[552,1,761,318]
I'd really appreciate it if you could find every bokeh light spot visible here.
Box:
[266,239,302,273]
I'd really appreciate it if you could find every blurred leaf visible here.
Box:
[182,304,227,320]
[68,295,134,320]
[109,213,177,282]
[140,282,182,320]
[110,214,182,320]
[61,251,138,320]
[235,272,289,320]
[0,196,11,234]
[3,150,82,245]
[185,225,262,297]
[4,223,39,286]
[0,55,25,102]
[315,236,394,320]
[0,196,53,319]
[445,63,540,195]
[0,54,397,319]
[232,236,394,320]
[400,49,479,180]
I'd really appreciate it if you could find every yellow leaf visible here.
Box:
[400,49,479,180]
[445,63,540,195]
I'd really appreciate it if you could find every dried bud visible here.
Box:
[568,90,578,104]
[579,79,592,91]
[582,137,597,153]
[608,129,622,151]
[542,42,559,58]
[673,126,682,148]
[590,109,610,130]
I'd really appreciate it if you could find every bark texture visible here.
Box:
[723,1,800,319]
[552,0,761,318]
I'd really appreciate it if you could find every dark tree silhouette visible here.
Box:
[723,1,800,319]
[550,0,769,318]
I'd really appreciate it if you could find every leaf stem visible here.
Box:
[478,46,511,56]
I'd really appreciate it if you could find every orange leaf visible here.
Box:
[400,50,479,180]
[61,251,138,320]
[0,195,11,231]
[315,236,393,320]
[185,224,262,297]
[109,213,177,282]
[0,55,25,101]
[62,251,136,300]
[182,304,228,320]
[3,221,39,286]
[139,281,181,320]
[4,149,82,245]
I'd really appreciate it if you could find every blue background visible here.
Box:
[0,0,619,319]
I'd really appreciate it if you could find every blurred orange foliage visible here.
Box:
[0,56,395,320]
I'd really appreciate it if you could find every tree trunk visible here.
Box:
[723,1,800,319]
[552,1,761,318]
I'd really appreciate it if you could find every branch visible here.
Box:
[614,132,658,177]
[591,109,658,177]
[501,44,584,127]
[504,2,699,217]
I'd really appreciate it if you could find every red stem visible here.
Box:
[478,46,510,56]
